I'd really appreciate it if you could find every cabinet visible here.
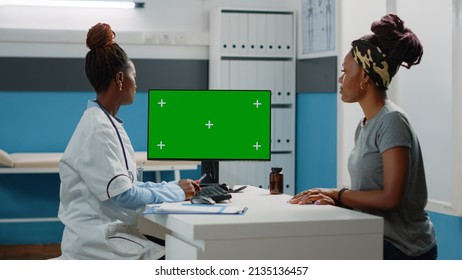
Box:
[209,9,296,195]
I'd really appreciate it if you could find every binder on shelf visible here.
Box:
[246,60,258,89]
[271,107,276,150]
[229,12,240,55]
[220,60,230,89]
[247,13,258,55]
[280,108,293,150]
[273,108,283,150]
[254,161,269,189]
[273,60,284,104]
[221,12,231,55]
[275,14,285,56]
[265,13,276,55]
[256,13,266,55]
[237,60,248,89]
[255,60,266,91]
[262,61,274,94]
[273,107,293,151]
[229,60,239,89]
[283,14,294,56]
[283,60,295,104]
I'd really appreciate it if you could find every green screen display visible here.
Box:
[147,89,271,161]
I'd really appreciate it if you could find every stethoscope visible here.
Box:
[95,100,135,183]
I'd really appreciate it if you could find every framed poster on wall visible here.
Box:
[298,0,337,59]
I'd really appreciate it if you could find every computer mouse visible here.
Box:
[190,195,216,205]
[228,185,247,193]
[219,183,229,191]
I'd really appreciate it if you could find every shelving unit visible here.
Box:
[209,8,296,195]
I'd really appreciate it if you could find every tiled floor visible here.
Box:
[0,244,61,260]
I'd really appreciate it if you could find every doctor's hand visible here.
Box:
[178,179,200,200]
[288,189,335,205]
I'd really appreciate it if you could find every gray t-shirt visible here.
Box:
[348,100,436,256]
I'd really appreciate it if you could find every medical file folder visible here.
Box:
[143,202,247,215]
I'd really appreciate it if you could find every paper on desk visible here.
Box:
[143,202,247,215]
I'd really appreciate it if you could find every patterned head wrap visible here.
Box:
[351,39,400,90]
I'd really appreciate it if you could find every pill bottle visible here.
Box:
[269,167,283,194]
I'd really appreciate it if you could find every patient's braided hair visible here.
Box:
[351,14,423,90]
[365,14,423,69]
[85,23,130,93]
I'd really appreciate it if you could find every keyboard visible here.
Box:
[197,184,232,203]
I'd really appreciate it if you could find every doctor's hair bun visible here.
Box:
[86,23,115,50]
[84,22,129,93]
[365,14,423,69]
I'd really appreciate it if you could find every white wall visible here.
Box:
[337,0,387,187]
[0,0,297,58]
[453,0,462,214]
[395,0,453,207]
[337,0,458,214]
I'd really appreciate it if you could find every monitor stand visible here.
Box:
[200,160,219,186]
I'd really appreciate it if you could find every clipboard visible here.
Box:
[143,202,247,215]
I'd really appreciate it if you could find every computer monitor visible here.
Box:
[147,89,271,185]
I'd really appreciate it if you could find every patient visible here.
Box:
[289,14,437,260]
[58,22,199,260]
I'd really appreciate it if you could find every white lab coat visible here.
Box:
[58,102,163,259]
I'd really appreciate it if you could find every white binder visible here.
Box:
[246,60,258,89]
[247,13,258,55]
[220,60,230,89]
[256,13,266,55]
[221,12,231,55]
[283,60,295,104]
[275,14,285,56]
[229,12,240,54]
[273,108,293,151]
[237,60,248,89]
[238,13,248,55]
[280,108,294,151]
[274,60,286,103]
[256,60,272,93]
[265,13,276,55]
[283,14,294,56]
[229,60,239,89]
[271,107,277,150]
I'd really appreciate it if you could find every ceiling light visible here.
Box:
[0,1,144,9]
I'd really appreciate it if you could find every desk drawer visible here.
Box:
[165,234,201,260]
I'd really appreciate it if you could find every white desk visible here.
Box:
[140,186,384,260]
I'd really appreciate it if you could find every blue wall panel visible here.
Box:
[295,92,337,194]
[0,91,152,153]
[428,211,462,260]
[2,89,462,260]
[0,91,199,245]
[0,222,64,244]
[0,91,92,152]
[0,174,60,219]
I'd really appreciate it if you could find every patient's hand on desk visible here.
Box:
[178,179,200,200]
[288,189,335,205]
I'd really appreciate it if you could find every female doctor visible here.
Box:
[58,23,198,259]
